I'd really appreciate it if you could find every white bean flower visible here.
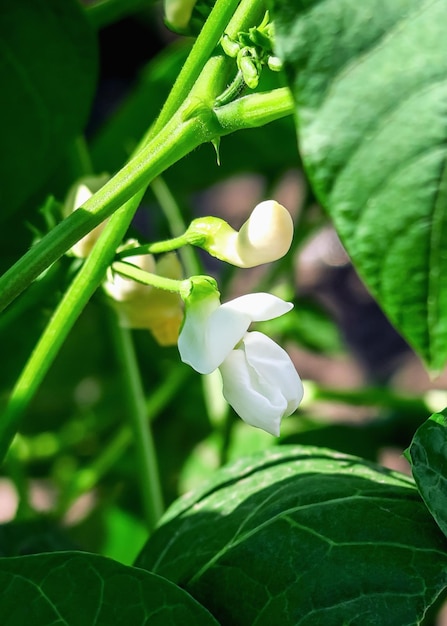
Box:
[104,241,184,346]
[178,280,303,435]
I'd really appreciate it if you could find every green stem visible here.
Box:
[214,87,294,131]
[116,234,192,258]
[149,0,243,138]
[0,0,266,462]
[112,261,189,293]
[0,200,140,465]
[185,0,265,109]
[0,114,208,314]
[109,318,164,531]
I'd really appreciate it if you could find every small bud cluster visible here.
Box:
[221,12,282,90]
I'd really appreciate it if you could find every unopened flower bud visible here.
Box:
[237,50,260,89]
[221,33,241,58]
[164,0,197,31]
[187,200,293,268]
[267,55,283,72]
[64,174,109,258]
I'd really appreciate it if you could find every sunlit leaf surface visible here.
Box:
[137,446,447,625]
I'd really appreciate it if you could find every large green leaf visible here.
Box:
[408,412,447,540]
[0,0,98,218]
[136,445,447,625]
[0,552,219,625]
[271,0,447,370]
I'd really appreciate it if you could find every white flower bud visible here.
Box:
[64,174,109,258]
[164,0,197,30]
[187,200,294,268]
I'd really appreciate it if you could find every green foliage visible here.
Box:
[137,446,447,625]
[0,0,98,219]
[1,1,447,624]
[272,0,447,371]
[0,552,219,625]
[408,412,447,540]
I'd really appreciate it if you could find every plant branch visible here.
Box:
[112,261,189,293]
[215,87,294,132]
[0,115,207,314]
[109,318,164,531]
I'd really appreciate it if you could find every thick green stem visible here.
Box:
[0,115,209,314]
[0,0,269,463]
[0,201,139,464]
[150,0,243,137]
[0,0,272,315]
[109,319,164,531]
[215,87,294,131]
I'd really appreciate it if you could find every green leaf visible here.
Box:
[0,552,220,625]
[0,0,98,218]
[272,0,447,370]
[136,445,447,625]
[408,412,447,540]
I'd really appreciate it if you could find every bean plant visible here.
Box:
[1,0,447,624]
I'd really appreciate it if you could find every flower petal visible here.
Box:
[217,293,293,322]
[219,331,303,435]
[243,331,304,416]
[200,293,293,372]
[178,290,223,374]
[178,291,294,375]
